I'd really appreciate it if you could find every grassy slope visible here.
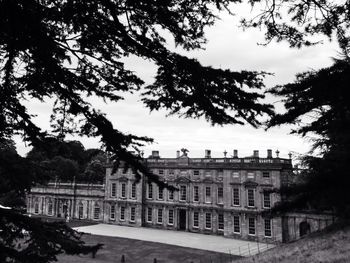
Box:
[237,224,350,263]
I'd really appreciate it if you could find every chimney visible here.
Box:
[267,149,272,158]
[233,149,238,158]
[176,150,180,158]
[205,149,211,158]
[152,150,160,158]
[253,150,259,158]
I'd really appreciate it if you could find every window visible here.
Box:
[121,183,126,198]
[34,200,39,214]
[169,170,174,175]
[148,183,153,199]
[217,187,223,203]
[233,188,240,206]
[247,189,255,207]
[248,217,256,235]
[48,200,53,215]
[159,169,164,175]
[130,207,136,222]
[157,208,163,223]
[78,203,84,219]
[111,183,117,197]
[263,172,270,178]
[158,187,164,200]
[232,172,239,178]
[247,172,255,179]
[218,213,224,230]
[233,215,240,233]
[168,209,174,225]
[122,168,127,174]
[93,204,100,219]
[120,206,125,220]
[131,183,136,199]
[110,204,115,220]
[264,219,272,237]
[147,207,152,222]
[205,186,211,203]
[193,211,199,228]
[205,213,212,229]
[193,170,200,176]
[263,192,271,208]
[180,185,187,201]
[193,186,199,202]
[168,190,174,200]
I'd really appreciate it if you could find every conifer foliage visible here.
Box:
[0,1,273,262]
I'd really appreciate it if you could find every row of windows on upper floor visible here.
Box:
[108,182,272,209]
[113,168,272,179]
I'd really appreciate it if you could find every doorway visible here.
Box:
[299,221,311,237]
[179,209,187,230]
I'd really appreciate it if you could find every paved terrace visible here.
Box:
[74,224,275,256]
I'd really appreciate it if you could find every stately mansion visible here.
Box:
[27,149,333,243]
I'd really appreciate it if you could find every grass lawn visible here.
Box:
[58,234,241,263]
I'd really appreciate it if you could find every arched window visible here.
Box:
[78,202,84,219]
[47,199,53,215]
[93,203,100,220]
[34,198,39,214]
[299,221,311,237]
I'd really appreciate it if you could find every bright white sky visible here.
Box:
[16,6,340,160]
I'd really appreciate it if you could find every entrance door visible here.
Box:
[179,209,187,230]
[299,221,310,237]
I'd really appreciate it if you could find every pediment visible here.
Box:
[174,176,191,184]
[116,176,128,182]
[243,180,258,188]
[202,177,214,184]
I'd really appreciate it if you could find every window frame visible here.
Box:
[168,209,174,225]
[218,213,224,230]
[263,192,271,208]
[193,211,199,228]
[233,215,240,233]
[193,185,199,202]
[130,207,136,222]
[157,208,163,224]
[205,212,212,229]
[232,187,240,206]
[179,185,187,201]
[205,186,212,203]
[111,182,117,197]
[247,189,255,207]
[264,218,272,237]
[248,217,256,236]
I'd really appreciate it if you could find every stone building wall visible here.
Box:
[27,149,295,243]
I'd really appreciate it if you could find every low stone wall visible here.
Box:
[282,212,335,242]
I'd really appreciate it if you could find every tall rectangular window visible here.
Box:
[247,189,255,207]
[121,183,126,198]
[233,215,240,233]
[131,182,136,199]
[217,187,223,204]
[130,207,136,222]
[159,169,164,175]
[111,183,117,197]
[193,211,199,228]
[264,219,272,237]
[205,186,211,203]
[120,206,125,220]
[157,208,163,223]
[263,192,271,208]
[233,188,240,206]
[205,213,212,229]
[248,217,256,235]
[180,185,187,201]
[110,204,115,220]
[148,183,153,199]
[158,187,164,200]
[147,207,152,222]
[48,200,53,215]
[218,213,224,230]
[168,209,174,225]
[93,205,100,220]
[168,190,174,200]
[193,186,199,202]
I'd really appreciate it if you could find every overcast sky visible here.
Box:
[16,6,340,160]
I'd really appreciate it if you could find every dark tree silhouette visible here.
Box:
[0,1,274,262]
[267,57,350,218]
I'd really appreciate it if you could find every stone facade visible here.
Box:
[27,149,293,243]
